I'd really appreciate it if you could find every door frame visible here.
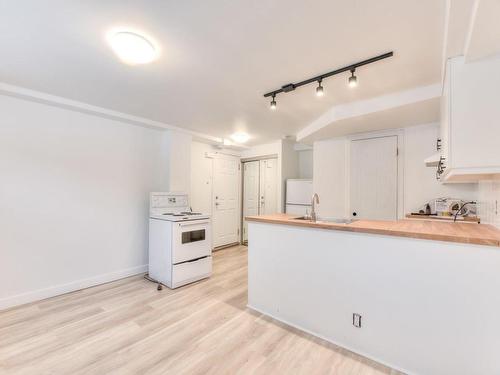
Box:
[241,160,260,244]
[240,155,278,244]
[346,129,405,220]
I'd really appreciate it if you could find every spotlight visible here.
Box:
[316,80,324,97]
[348,69,358,88]
[270,94,277,110]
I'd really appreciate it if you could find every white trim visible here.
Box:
[0,81,221,144]
[247,304,414,375]
[0,264,147,311]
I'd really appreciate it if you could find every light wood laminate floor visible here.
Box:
[0,246,403,375]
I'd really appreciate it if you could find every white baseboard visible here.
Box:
[247,304,414,375]
[0,264,147,311]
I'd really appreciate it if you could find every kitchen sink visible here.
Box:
[294,217,356,224]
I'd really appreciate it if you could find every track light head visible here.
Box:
[316,80,324,97]
[270,95,277,110]
[348,69,358,88]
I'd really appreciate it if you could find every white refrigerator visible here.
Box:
[285,179,313,215]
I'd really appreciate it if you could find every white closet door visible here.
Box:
[259,158,278,215]
[213,155,240,247]
[349,136,398,220]
[242,161,260,242]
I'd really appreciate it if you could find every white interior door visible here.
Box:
[242,161,260,242]
[259,158,278,215]
[213,155,240,247]
[349,136,398,220]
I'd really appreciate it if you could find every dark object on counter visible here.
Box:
[454,201,477,222]
[425,204,431,215]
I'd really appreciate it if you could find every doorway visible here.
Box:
[212,154,241,248]
[242,158,278,243]
[349,136,398,220]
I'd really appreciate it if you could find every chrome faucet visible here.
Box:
[311,193,319,222]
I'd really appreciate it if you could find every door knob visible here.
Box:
[352,212,357,216]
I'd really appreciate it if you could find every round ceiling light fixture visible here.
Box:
[230,132,250,143]
[108,30,158,65]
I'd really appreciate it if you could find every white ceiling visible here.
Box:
[300,97,440,143]
[0,0,445,145]
[297,84,441,143]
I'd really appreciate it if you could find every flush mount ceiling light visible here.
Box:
[230,132,250,143]
[108,30,158,65]
[263,51,393,108]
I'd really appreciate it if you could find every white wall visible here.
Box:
[281,140,300,211]
[240,141,281,159]
[298,150,313,179]
[0,95,171,309]
[313,138,347,218]
[166,132,192,193]
[313,123,478,219]
[477,178,500,227]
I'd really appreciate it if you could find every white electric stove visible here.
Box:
[148,192,212,289]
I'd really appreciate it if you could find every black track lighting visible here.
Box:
[263,52,392,106]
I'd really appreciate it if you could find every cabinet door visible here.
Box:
[450,55,500,169]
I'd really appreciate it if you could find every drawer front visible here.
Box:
[171,256,212,288]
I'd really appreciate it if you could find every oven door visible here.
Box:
[172,219,212,264]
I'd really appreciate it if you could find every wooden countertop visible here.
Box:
[246,214,500,247]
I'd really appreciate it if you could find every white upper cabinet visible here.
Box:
[440,55,500,182]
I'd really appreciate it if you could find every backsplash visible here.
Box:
[477,178,500,227]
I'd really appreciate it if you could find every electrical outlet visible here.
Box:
[353,313,362,328]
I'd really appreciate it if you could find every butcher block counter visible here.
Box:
[246,213,500,247]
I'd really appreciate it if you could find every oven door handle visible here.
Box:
[178,220,210,227]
